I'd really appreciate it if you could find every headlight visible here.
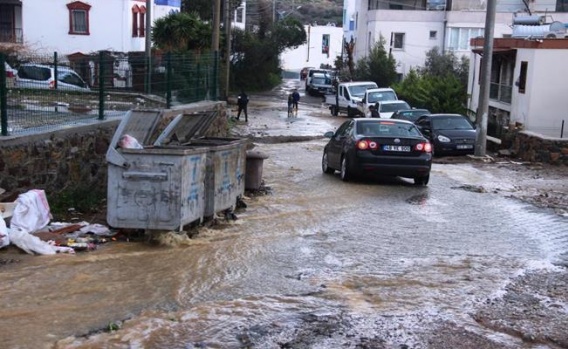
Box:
[437,135,451,143]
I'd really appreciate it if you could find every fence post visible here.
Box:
[53,52,58,89]
[166,52,172,109]
[0,53,7,136]
[98,51,105,120]
[213,51,218,101]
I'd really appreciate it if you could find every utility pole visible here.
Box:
[224,0,231,100]
[273,0,276,22]
[212,0,221,100]
[145,0,152,94]
[212,0,221,51]
[474,0,497,157]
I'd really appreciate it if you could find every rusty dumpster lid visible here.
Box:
[153,110,219,146]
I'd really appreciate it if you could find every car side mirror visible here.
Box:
[324,131,334,138]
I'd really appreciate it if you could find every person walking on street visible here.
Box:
[291,89,300,113]
[237,90,249,122]
[287,93,294,117]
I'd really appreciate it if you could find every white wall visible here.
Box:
[470,47,568,137]
[516,49,568,137]
[280,25,344,71]
[22,0,179,55]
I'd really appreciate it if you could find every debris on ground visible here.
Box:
[1,189,115,255]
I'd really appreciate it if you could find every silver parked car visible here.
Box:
[16,63,90,92]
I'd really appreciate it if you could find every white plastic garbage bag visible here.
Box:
[0,216,9,249]
[9,227,75,255]
[118,134,143,149]
[10,189,52,233]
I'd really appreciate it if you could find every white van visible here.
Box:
[324,81,378,117]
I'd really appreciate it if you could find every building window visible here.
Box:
[393,33,405,49]
[447,27,483,51]
[322,34,330,55]
[236,7,244,23]
[429,30,437,39]
[139,7,146,37]
[368,0,380,10]
[132,6,139,37]
[132,5,146,37]
[518,61,528,94]
[67,1,91,35]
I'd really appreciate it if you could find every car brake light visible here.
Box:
[49,80,55,89]
[357,139,379,150]
[6,71,14,78]
[415,142,432,152]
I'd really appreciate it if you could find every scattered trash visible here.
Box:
[0,189,113,255]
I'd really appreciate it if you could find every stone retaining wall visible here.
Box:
[508,131,568,166]
[0,101,229,200]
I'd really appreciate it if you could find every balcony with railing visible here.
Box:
[0,28,23,44]
[489,82,512,104]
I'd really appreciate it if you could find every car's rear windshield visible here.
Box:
[368,90,397,103]
[357,121,422,137]
[379,102,411,113]
[395,110,430,121]
[348,84,378,97]
[432,116,474,130]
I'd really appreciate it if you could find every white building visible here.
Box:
[469,37,568,138]
[0,0,181,55]
[345,0,568,77]
[280,24,344,72]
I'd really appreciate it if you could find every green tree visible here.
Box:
[393,47,469,114]
[182,0,243,21]
[230,16,307,91]
[353,37,398,87]
[421,47,469,87]
[152,12,212,52]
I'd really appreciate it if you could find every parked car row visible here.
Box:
[2,62,90,92]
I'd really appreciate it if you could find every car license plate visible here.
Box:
[456,145,473,149]
[383,145,410,152]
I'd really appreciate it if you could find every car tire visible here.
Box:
[414,175,430,186]
[340,155,351,182]
[322,151,335,174]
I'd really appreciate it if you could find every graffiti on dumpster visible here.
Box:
[186,155,203,217]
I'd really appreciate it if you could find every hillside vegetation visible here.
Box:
[273,0,343,26]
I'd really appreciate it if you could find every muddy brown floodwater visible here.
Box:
[0,78,567,349]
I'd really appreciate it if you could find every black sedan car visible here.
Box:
[322,118,432,185]
[414,114,476,156]
[391,108,431,122]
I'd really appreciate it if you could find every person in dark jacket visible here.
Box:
[237,90,249,122]
[291,89,300,111]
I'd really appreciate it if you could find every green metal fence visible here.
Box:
[0,50,219,136]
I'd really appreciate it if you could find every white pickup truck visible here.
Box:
[355,88,399,117]
[324,81,378,117]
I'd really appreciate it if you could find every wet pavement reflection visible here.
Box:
[0,79,566,349]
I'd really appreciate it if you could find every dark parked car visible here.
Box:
[414,113,476,156]
[391,109,431,122]
[322,118,432,185]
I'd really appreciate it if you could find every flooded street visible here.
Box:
[1,79,567,349]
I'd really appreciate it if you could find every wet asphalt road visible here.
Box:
[1,79,567,349]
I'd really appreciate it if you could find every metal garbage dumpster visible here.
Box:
[106,110,209,231]
[154,112,247,218]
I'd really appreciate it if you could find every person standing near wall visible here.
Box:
[237,90,249,122]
